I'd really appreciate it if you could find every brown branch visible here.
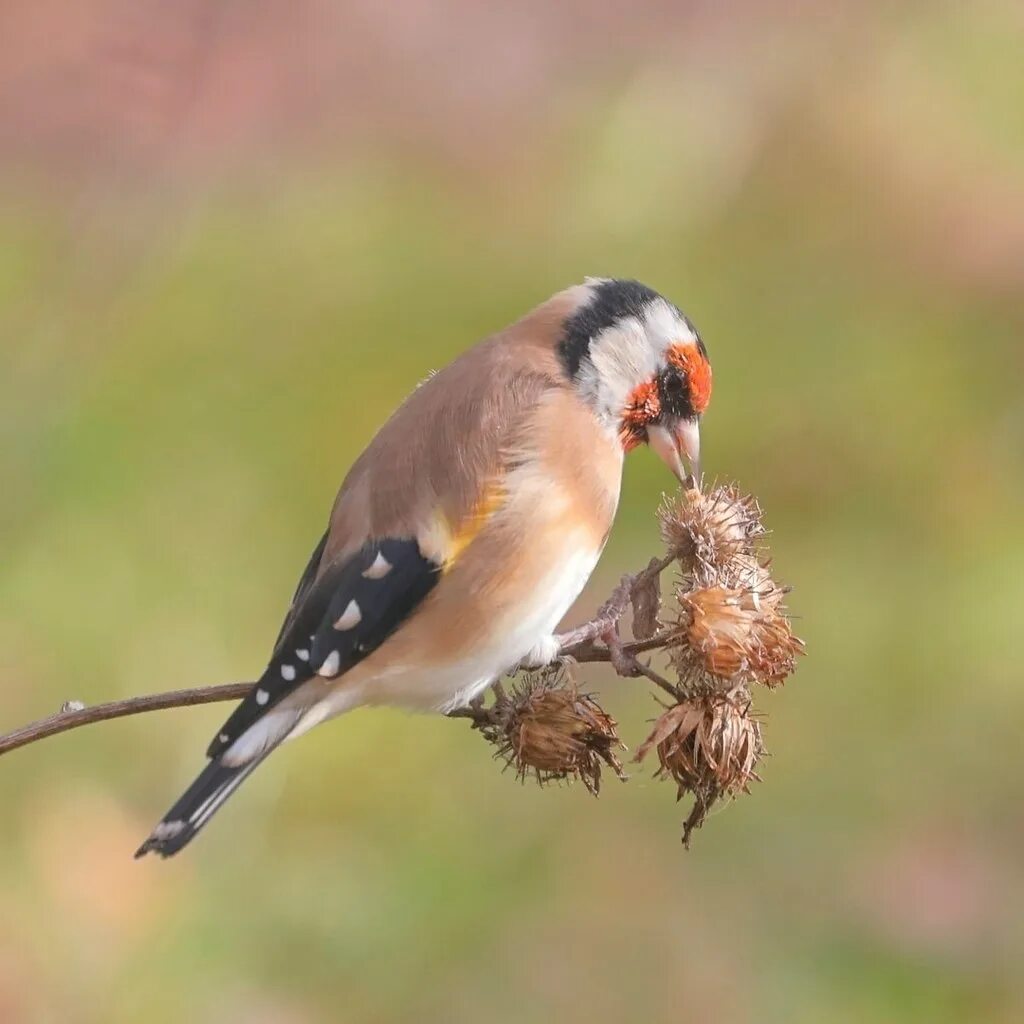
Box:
[0,555,681,759]
[0,683,253,758]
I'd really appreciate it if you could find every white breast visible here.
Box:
[438,537,602,711]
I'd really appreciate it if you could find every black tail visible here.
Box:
[135,753,270,859]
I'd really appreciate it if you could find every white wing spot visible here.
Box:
[319,650,341,677]
[255,688,270,705]
[334,599,362,631]
[296,648,309,662]
[152,820,185,840]
[219,733,230,744]
[280,663,296,681]
[362,552,393,579]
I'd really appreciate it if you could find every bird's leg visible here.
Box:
[555,557,675,660]
[554,573,637,655]
[600,622,640,677]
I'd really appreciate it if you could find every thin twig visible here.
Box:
[0,684,253,757]
[561,628,681,663]
[629,660,680,700]
[0,552,681,759]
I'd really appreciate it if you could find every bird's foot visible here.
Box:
[446,693,500,729]
[553,573,637,656]
[602,625,680,698]
[601,626,641,677]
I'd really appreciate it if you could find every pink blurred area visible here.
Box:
[848,823,1015,957]
[0,0,735,175]
[2,0,1022,296]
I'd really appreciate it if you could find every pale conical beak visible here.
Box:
[648,419,701,489]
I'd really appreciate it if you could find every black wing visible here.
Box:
[137,536,442,857]
[207,537,440,759]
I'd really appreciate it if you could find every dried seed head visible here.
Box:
[490,674,627,794]
[671,585,803,690]
[659,485,765,578]
[722,553,785,611]
[635,693,763,845]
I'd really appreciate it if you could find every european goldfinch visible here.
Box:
[136,278,712,857]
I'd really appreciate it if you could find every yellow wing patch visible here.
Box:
[440,483,505,573]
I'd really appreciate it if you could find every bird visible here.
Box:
[135,277,712,857]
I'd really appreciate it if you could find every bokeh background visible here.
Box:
[2,2,1023,1022]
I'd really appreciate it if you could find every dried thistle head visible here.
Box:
[722,553,786,611]
[489,673,627,794]
[659,484,765,578]
[635,693,763,845]
[671,584,803,690]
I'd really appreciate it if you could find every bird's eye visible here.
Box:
[656,367,693,419]
[661,369,684,396]
[665,343,712,415]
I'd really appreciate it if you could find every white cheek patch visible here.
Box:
[577,316,660,425]
[575,298,700,428]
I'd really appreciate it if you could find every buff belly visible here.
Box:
[289,533,603,730]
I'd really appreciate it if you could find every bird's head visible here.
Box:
[558,278,712,485]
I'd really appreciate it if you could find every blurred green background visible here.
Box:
[2,2,1023,1022]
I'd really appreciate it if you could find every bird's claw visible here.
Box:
[601,626,641,677]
